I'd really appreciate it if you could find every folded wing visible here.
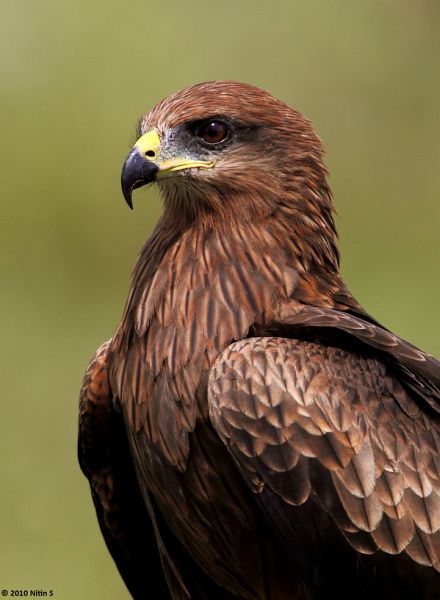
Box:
[79,341,185,599]
[209,334,440,597]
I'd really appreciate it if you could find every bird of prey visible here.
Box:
[79,81,440,599]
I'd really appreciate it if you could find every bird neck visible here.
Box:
[117,198,349,350]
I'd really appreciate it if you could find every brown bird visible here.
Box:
[78,81,440,599]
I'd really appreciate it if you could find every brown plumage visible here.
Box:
[78,81,440,599]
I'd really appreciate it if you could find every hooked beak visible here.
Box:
[121,148,158,209]
[120,129,215,208]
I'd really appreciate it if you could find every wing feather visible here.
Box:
[208,335,440,584]
[78,341,175,599]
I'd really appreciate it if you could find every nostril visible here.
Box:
[145,150,155,158]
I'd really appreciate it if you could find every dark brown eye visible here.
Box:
[198,121,229,144]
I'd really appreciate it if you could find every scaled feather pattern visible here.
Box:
[79,81,440,599]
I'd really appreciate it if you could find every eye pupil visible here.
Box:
[199,121,228,144]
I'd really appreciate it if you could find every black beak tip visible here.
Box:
[121,182,134,209]
[121,148,159,210]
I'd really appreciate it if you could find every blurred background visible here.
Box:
[1,0,440,597]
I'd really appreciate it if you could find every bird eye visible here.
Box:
[197,121,229,144]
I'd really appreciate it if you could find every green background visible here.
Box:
[2,1,440,598]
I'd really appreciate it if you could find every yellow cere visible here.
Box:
[134,129,161,160]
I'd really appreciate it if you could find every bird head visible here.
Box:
[121,81,332,228]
